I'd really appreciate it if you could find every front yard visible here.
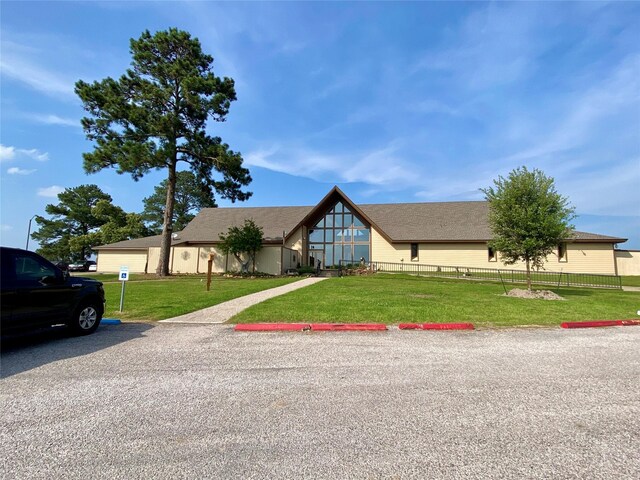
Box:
[231,274,639,327]
[100,275,301,321]
[91,272,639,327]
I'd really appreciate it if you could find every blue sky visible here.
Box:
[1,1,639,250]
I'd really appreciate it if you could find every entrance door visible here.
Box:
[309,251,324,271]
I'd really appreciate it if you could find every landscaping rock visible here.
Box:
[505,288,565,301]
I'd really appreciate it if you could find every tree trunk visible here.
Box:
[525,258,532,291]
[157,161,177,276]
[234,253,249,274]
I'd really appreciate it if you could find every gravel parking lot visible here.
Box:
[2,324,639,479]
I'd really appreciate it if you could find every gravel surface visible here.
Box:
[2,324,639,479]
[159,277,327,324]
[505,288,565,300]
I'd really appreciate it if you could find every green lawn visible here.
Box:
[101,275,302,321]
[621,276,640,287]
[231,274,639,327]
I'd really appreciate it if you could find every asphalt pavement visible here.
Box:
[1,324,639,479]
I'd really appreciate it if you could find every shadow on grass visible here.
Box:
[1,323,153,379]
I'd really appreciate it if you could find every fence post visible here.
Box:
[497,270,508,294]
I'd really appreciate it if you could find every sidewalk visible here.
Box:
[159,277,328,324]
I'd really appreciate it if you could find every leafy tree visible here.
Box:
[31,185,112,262]
[481,166,575,290]
[219,219,263,273]
[70,200,152,252]
[75,28,252,276]
[142,170,216,234]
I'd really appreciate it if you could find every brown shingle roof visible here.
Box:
[179,206,313,243]
[95,195,627,249]
[359,201,492,242]
[94,234,184,250]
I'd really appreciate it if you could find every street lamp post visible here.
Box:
[25,215,36,250]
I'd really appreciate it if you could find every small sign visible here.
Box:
[119,266,129,282]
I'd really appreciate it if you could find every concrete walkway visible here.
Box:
[159,277,328,324]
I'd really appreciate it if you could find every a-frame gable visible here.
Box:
[284,186,393,244]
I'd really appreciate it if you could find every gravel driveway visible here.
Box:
[2,324,639,479]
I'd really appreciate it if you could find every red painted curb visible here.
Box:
[235,323,310,332]
[423,323,475,330]
[621,320,640,326]
[399,323,475,330]
[398,323,422,330]
[310,323,387,331]
[561,320,623,329]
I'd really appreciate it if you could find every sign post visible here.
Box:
[119,266,129,312]
[207,253,215,291]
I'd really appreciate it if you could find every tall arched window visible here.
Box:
[308,201,370,267]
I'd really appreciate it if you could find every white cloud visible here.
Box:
[0,144,16,162]
[20,148,49,162]
[0,224,13,232]
[37,185,64,198]
[28,113,78,127]
[0,40,76,99]
[413,2,549,90]
[7,167,37,175]
[245,142,422,190]
[0,144,49,162]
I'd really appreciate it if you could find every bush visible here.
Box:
[297,266,316,275]
[223,271,274,278]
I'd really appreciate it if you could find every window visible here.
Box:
[558,243,567,262]
[411,243,419,261]
[306,200,370,267]
[15,253,57,283]
[309,229,324,242]
[488,246,497,262]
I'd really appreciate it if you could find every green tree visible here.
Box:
[142,170,216,234]
[70,200,152,252]
[481,166,575,290]
[75,28,251,276]
[31,185,113,262]
[219,219,264,273]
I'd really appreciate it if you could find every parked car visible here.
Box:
[55,261,69,271]
[88,263,98,272]
[68,260,97,272]
[1,247,105,336]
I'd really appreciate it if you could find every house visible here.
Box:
[94,186,627,275]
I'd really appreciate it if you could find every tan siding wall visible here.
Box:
[556,243,617,274]
[371,230,617,274]
[171,247,200,274]
[196,246,229,273]
[283,248,299,271]
[97,250,148,273]
[371,228,410,263]
[615,250,640,276]
[285,227,303,251]
[285,227,303,265]
[255,246,282,275]
[98,244,284,275]
[148,247,173,274]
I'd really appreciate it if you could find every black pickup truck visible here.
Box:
[1,247,105,336]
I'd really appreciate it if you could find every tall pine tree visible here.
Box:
[76,28,251,276]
